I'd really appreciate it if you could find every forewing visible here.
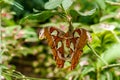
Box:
[44,27,65,68]
[70,29,88,70]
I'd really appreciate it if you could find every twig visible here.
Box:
[87,43,108,65]
[102,64,120,70]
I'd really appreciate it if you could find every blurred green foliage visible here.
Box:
[0,0,120,80]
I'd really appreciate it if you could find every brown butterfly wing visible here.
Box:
[44,27,65,68]
[70,29,88,70]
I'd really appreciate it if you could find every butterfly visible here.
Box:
[39,26,89,70]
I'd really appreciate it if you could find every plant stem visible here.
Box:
[87,43,108,65]
[87,43,109,80]
[102,64,120,70]
[67,15,73,32]
[60,5,73,32]
[96,64,100,80]
[111,31,120,43]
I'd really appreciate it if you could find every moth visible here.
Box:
[39,26,89,70]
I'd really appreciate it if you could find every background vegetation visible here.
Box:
[0,0,120,80]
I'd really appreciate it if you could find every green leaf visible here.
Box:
[100,13,117,22]
[105,0,120,6]
[64,62,71,66]
[0,50,4,55]
[3,0,14,5]
[105,72,113,80]
[4,25,21,37]
[81,66,95,77]
[96,0,106,10]
[97,44,120,67]
[100,74,106,80]
[91,23,116,33]
[76,8,96,16]
[44,0,63,9]
[4,75,12,80]
[20,11,54,24]
[3,0,23,10]
[0,0,2,3]
[0,64,8,69]
[13,1,24,10]
[65,71,78,79]
[62,0,73,10]
[22,28,38,42]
